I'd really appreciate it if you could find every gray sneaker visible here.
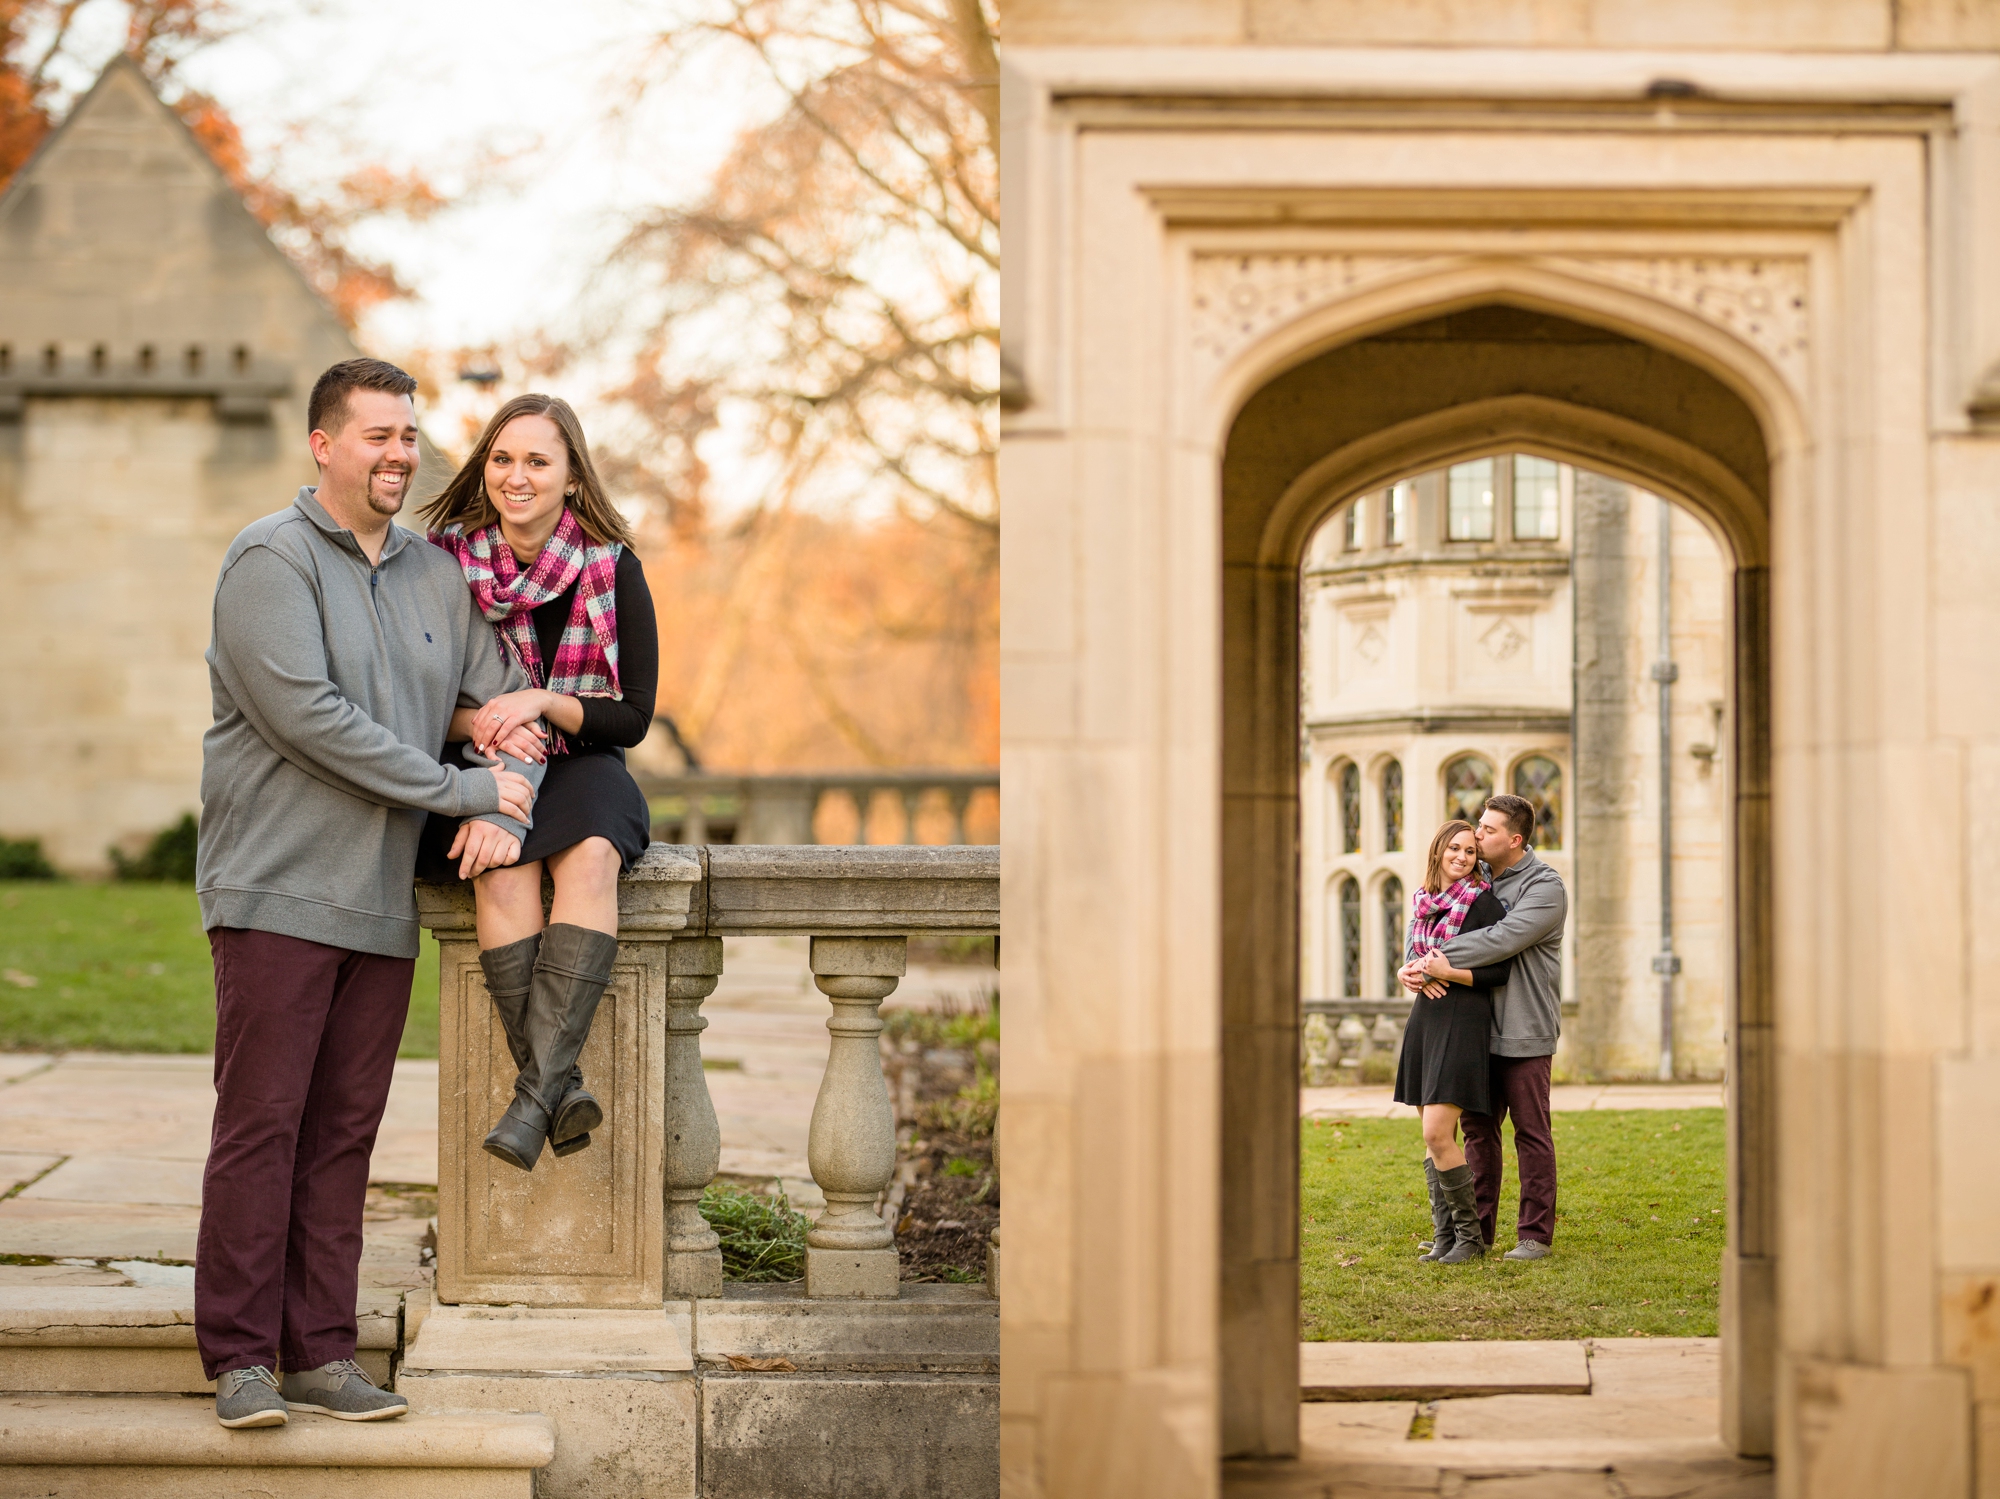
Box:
[216,1365,288,1428]
[1503,1239,1552,1261]
[281,1358,409,1420]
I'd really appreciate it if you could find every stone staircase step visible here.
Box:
[0,1393,554,1498]
[0,1285,399,1393]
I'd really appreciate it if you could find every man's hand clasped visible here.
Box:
[448,816,521,880]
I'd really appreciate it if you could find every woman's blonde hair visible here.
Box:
[1423,819,1479,894]
[417,393,633,548]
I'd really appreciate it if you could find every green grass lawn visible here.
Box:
[0,882,440,1057]
[1301,1109,1724,1341]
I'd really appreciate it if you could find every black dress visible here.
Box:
[1392,889,1513,1115]
[417,548,656,881]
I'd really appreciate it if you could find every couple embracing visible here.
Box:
[1392,795,1568,1266]
[193,359,656,1427]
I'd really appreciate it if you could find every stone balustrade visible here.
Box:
[416,844,999,1309]
[1300,997,1413,1087]
[636,768,997,846]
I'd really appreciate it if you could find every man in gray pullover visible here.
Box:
[195,359,543,1428]
[1404,793,1568,1260]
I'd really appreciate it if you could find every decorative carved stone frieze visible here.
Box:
[1189,251,1809,394]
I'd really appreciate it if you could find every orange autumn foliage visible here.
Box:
[635,508,996,775]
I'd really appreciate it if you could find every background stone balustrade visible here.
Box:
[638,769,997,846]
[1300,998,1413,1087]
[417,843,999,1310]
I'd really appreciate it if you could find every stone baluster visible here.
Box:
[948,787,972,846]
[1301,1012,1335,1086]
[901,787,924,845]
[1371,1012,1403,1064]
[1334,1014,1367,1073]
[805,935,904,1298]
[663,936,725,1298]
[682,799,708,846]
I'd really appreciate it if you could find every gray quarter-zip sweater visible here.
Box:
[197,488,542,958]
[1439,848,1568,1058]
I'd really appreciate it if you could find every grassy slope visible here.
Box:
[0,882,440,1057]
[1301,1109,1725,1341]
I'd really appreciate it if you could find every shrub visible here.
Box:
[921,1066,998,1138]
[698,1184,811,1282]
[0,838,57,880]
[111,814,198,883]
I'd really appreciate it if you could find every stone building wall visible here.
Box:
[0,60,372,873]
[1302,458,1727,1080]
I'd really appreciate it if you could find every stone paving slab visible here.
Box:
[1433,1393,1720,1442]
[0,1056,52,1084]
[1586,1338,1719,1400]
[1302,1340,1590,1400]
[0,1153,60,1194]
[404,1304,693,1373]
[18,1155,204,1208]
[0,1203,201,1261]
[1300,1082,1724,1119]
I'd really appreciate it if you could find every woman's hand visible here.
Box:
[470,690,552,756]
[1422,949,1474,987]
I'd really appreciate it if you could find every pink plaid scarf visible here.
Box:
[432,508,621,754]
[1407,874,1488,961]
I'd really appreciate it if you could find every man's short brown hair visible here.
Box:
[1482,793,1537,844]
[308,358,417,437]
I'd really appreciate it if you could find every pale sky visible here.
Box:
[36,0,772,447]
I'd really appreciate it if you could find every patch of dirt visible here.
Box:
[882,1020,997,1283]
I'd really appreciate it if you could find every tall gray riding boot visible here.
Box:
[1433,1164,1487,1265]
[478,935,592,1160]
[483,924,618,1172]
[1417,1159,1451,1261]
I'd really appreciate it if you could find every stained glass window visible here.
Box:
[1338,762,1360,854]
[1444,754,1494,824]
[1381,759,1403,852]
[1512,755,1563,851]
[1381,876,1405,995]
[1339,877,1361,998]
[1447,459,1495,541]
[1386,481,1411,545]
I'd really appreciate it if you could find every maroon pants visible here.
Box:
[196,927,411,1379]
[1461,1053,1557,1247]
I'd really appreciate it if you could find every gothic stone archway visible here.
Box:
[1218,301,1774,1460]
[1000,51,1982,1499]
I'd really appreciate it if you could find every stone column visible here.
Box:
[663,936,725,1298]
[804,934,904,1298]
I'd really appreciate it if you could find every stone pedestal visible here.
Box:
[417,848,700,1309]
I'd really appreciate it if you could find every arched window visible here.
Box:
[1381,876,1405,996]
[1337,762,1360,853]
[1512,755,1564,851]
[1444,754,1494,824]
[1338,877,1361,997]
[1381,759,1403,852]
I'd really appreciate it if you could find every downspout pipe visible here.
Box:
[1649,496,1680,1081]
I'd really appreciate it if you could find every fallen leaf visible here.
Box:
[1,969,37,989]
[1338,1255,1362,1268]
[724,1354,797,1372]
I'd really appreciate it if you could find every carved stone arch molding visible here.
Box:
[1191,251,1810,407]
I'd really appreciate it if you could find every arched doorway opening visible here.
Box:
[1218,301,1779,1463]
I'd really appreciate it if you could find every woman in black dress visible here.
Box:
[416,394,656,1172]
[1393,819,1512,1264]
